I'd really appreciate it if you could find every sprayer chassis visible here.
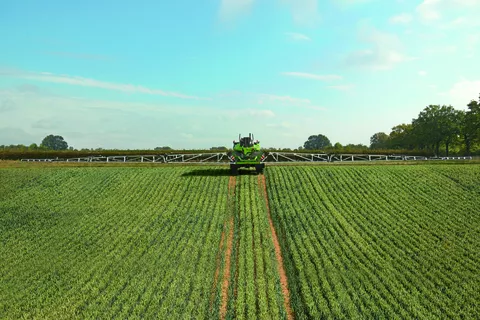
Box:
[230,162,264,175]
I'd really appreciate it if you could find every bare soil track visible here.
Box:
[216,175,293,319]
[258,175,294,320]
[219,177,236,320]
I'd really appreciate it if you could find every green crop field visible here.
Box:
[267,165,480,319]
[0,163,479,319]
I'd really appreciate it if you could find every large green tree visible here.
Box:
[370,132,389,149]
[40,135,68,150]
[461,95,480,154]
[412,105,460,156]
[389,124,415,149]
[303,134,332,150]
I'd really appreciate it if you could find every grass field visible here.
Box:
[0,163,479,319]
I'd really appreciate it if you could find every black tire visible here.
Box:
[230,164,238,176]
[255,164,264,175]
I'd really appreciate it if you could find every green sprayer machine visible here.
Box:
[228,133,266,175]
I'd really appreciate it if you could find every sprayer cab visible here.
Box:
[228,133,265,175]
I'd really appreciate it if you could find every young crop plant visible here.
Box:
[265,164,480,319]
[2,163,478,319]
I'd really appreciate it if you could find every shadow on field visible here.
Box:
[181,168,259,177]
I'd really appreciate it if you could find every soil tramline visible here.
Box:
[0,163,479,319]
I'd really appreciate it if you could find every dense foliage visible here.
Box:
[40,134,69,150]
[303,134,332,150]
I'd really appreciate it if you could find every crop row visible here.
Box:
[266,164,480,319]
[0,167,230,319]
[227,175,287,320]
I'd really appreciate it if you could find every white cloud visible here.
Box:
[418,70,427,76]
[218,0,255,22]
[416,0,480,22]
[333,0,375,7]
[416,0,442,21]
[465,34,480,58]
[305,105,327,111]
[221,108,276,120]
[281,72,342,81]
[281,0,319,25]
[257,93,311,105]
[285,32,311,41]
[257,93,328,111]
[217,91,326,111]
[0,68,210,101]
[216,91,306,105]
[343,26,415,70]
[445,79,480,106]
[439,16,480,29]
[0,87,287,148]
[422,45,457,55]
[266,122,292,128]
[389,13,413,24]
[248,109,276,117]
[326,85,354,91]
[181,133,194,139]
[219,0,319,25]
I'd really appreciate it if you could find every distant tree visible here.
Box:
[344,143,368,151]
[370,132,390,149]
[412,105,459,156]
[443,109,462,156]
[210,146,227,151]
[40,135,68,150]
[303,134,332,150]
[389,124,414,149]
[462,95,480,154]
[29,143,38,150]
[154,146,172,151]
[334,142,343,150]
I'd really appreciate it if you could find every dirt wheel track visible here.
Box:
[219,176,236,320]
[259,174,294,320]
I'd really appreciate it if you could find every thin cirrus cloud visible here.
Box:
[416,0,480,22]
[326,85,354,91]
[45,51,113,61]
[342,26,417,71]
[0,68,211,101]
[285,32,311,41]
[281,72,342,81]
[257,93,311,105]
[256,93,326,111]
[389,13,413,24]
[218,0,255,22]
[219,0,319,25]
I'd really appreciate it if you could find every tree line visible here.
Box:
[302,93,480,156]
[369,93,480,156]
[2,93,479,158]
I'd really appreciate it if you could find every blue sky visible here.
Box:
[0,0,479,149]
